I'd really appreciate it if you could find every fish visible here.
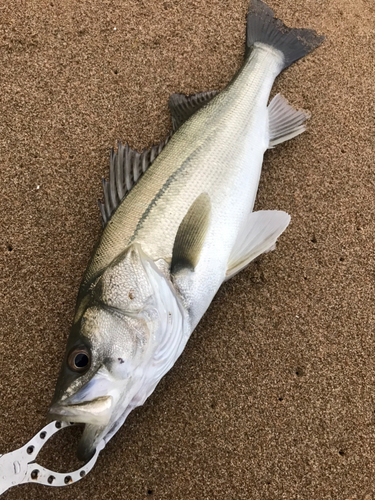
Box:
[49,0,324,461]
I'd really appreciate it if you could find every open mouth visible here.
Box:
[49,396,114,461]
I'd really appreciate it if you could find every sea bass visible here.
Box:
[49,0,323,460]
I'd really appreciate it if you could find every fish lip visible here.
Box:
[48,395,113,426]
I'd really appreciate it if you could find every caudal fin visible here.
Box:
[246,0,324,70]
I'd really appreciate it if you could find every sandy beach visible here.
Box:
[0,0,374,498]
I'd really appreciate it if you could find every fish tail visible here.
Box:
[246,0,324,70]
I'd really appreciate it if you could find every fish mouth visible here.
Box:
[49,395,114,461]
[49,395,113,426]
[48,365,127,461]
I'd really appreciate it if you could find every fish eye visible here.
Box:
[67,347,91,373]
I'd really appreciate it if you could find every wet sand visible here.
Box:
[0,0,374,498]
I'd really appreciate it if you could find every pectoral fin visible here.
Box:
[225,210,290,280]
[171,193,211,274]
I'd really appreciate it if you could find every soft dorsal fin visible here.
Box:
[98,135,172,227]
[226,210,290,281]
[171,193,211,274]
[168,91,219,131]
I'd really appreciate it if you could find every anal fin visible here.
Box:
[171,193,211,274]
[226,210,290,281]
[268,94,310,148]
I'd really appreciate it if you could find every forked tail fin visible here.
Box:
[246,0,324,70]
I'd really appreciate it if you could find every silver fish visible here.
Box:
[49,0,323,461]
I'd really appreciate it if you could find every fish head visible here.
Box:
[49,305,151,461]
[49,244,184,461]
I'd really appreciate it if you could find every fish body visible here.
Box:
[86,44,282,324]
[49,0,324,461]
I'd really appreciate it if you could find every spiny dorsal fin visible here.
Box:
[168,90,219,131]
[98,90,218,226]
[171,193,211,274]
[98,134,172,227]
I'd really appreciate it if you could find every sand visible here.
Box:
[0,0,374,498]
